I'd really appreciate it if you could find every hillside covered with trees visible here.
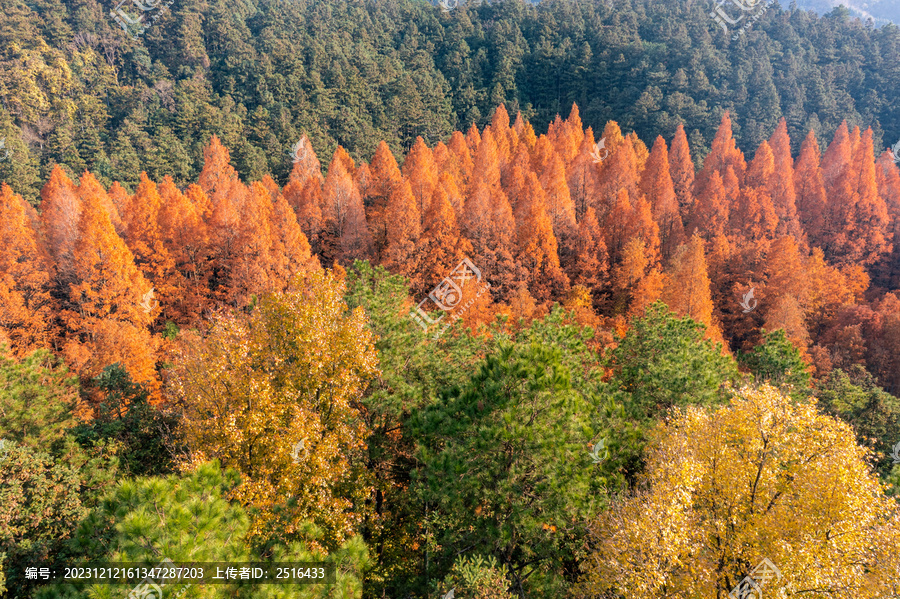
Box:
[2,0,900,202]
[2,0,900,598]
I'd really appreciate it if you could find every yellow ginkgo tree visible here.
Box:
[576,384,900,599]
[170,267,379,551]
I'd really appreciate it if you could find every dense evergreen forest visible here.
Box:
[3,0,900,203]
[2,0,900,598]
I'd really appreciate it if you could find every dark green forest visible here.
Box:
[2,0,900,203]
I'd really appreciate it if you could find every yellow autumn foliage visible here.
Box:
[576,384,900,598]
[170,267,379,551]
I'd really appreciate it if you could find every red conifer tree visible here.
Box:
[491,104,514,167]
[199,137,248,303]
[596,126,639,222]
[446,131,474,189]
[411,179,472,297]
[820,121,853,255]
[105,181,128,237]
[567,206,609,303]
[847,128,890,264]
[533,136,577,245]
[157,177,211,323]
[732,141,778,241]
[514,171,569,301]
[39,165,81,285]
[321,152,372,267]
[364,141,404,262]
[794,130,828,247]
[767,118,802,238]
[874,152,900,289]
[283,135,324,254]
[64,172,157,394]
[260,175,318,287]
[123,172,180,326]
[224,181,277,305]
[462,128,522,300]
[402,137,439,224]
[513,112,537,148]
[382,179,422,280]
[693,112,747,202]
[640,135,685,259]
[629,132,650,176]
[465,123,482,156]
[660,234,721,341]
[567,127,600,221]
[669,124,696,225]
[286,135,323,187]
[548,103,583,165]
[821,126,890,265]
[0,183,55,353]
[686,170,729,239]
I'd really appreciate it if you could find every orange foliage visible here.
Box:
[693,112,747,202]
[514,171,569,301]
[567,206,609,298]
[767,118,802,238]
[321,151,372,267]
[795,130,827,247]
[640,135,685,259]
[462,128,522,301]
[283,135,324,254]
[364,141,404,262]
[596,124,639,221]
[687,169,729,239]
[9,105,900,399]
[661,235,721,341]
[123,173,179,324]
[669,124,695,226]
[533,136,577,245]
[402,137,440,222]
[40,165,81,283]
[735,141,779,242]
[567,127,600,221]
[0,183,56,353]
[157,177,211,323]
[382,179,421,280]
[63,173,158,394]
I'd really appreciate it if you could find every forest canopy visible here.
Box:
[2,0,900,598]
[2,0,900,203]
